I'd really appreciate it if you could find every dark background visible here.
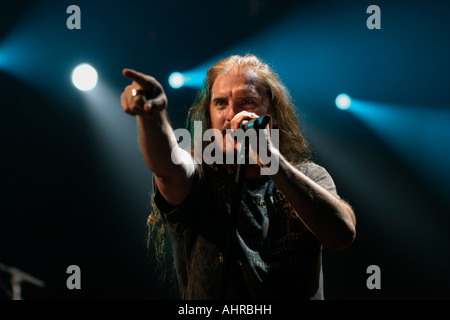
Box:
[1,0,449,300]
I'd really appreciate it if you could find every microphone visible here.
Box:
[240,115,271,131]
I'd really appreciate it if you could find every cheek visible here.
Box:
[210,109,225,129]
[262,100,271,115]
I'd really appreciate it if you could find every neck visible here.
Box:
[245,164,262,179]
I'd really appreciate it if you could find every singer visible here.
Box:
[120,54,356,299]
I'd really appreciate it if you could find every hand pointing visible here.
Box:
[121,68,168,116]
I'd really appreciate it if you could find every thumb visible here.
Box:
[142,93,168,113]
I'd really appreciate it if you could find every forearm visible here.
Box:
[137,110,195,205]
[137,110,178,177]
[270,149,356,250]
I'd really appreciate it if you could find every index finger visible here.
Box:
[122,68,149,86]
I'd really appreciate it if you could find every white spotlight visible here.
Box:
[168,72,185,89]
[72,64,98,91]
[335,93,352,110]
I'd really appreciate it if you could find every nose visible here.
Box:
[225,101,239,122]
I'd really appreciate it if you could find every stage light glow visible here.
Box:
[348,99,450,207]
[335,93,351,110]
[72,64,98,91]
[168,72,186,89]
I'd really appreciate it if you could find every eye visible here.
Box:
[214,99,227,108]
[240,99,255,107]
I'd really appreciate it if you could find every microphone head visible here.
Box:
[240,115,271,131]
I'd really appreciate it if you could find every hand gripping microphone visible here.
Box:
[239,115,271,131]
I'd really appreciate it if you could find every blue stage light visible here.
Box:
[168,72,186,89]
[72,64,98,91]
[335,93,352,110]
